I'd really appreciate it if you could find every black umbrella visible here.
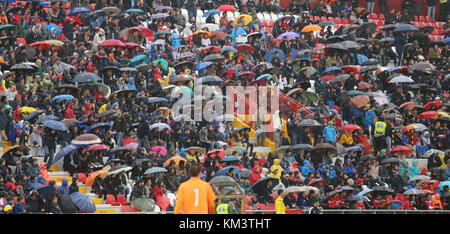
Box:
[195,76,224,85]
[202,54,226,62]
[312,143,337,153]
[328,74,351,84]
[292,144,313,150]
[326,42,348,50]
[120,67,138,73]
[35,115,61,124]
[99,66,121,73]
[73,73,101,83]
[381,157,402,164]
[95,109,117,118]
[14,45,37,60]
[340,40,362,49]
[25,109,45,121]
[10,62,38,72]
[250,177,279,195]
[326,35,345,43]
[173,60,194,71]
[356,22,376,37]
[55,84,80,95]
[371,186,394,194]
[58,194,78,213]
[134,63,152,72]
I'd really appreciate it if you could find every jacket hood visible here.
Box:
[61,178,68,186]
[303,160,309,166]
[274,159,281,166]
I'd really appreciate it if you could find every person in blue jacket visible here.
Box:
[57,178,70,195]
[343,158,356,178]
[328,164,336,179]
[322,121,337,143]
[317,162,328,178]
[301,160,314,178]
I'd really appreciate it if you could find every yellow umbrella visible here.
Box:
[233,14,253,25]
[301,24,322,32]
[20,106,37,114]
[45,40,64,46]
[437,112,449,117]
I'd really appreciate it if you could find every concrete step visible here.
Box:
[253,147,272,155]
[55,182,91,194]
[49,171,71,177]
[50,176,73,183]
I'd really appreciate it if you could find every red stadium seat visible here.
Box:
[419,16,425,22]
[121,206,130,213]
[437,28,443,35]
[436,35,444,40]
[314,16,320,22]
[371,13,378,19]
[131,206,140,212]
[431,22,437,28]
[261,20,268,27]
[268,20,274,27]
[309,14,313,20]
[342,18,349,24]
[425,16,433,22]
[378,13,385,20]
[414,16,419,21]
[428,35,435,40]
[116,194,130,206]
[328,17,335,22]
[106,194,116,205]
[321,16,327,22]
[335,17,342,24]
[413,21,419,27]
[437,22,444,29]
[417,21,425,27]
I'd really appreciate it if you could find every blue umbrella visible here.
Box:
[221,156,240,162]
[6,7,24,15]
[144,167,168,175]
[125,8,145,14]
[290,48,299,59]
[68,7,89,16]
[357,189,373,196]
[73,73,101,83]
[76,121,91,131]
[444,37,450,46]
[51,94,75,102]
[70,192,96,213]
[44,120,68,131]
[131,54,150,67]
[393,24,418,32]
[357,54,369,65]
[318,21,336,27]
[323,66,342,74]
[348,90,364,95]
[216,166,240,178]
[44,24,61,38]
[389,66,404,72]
[147,97,168,103]
[89,9,105,17]
[35,115,61,124]
[220,46,237,53]
[38,1,50,6]
[264,48,285,62]
[37,184,56,198]
[437,181,450,191]
[195,61,214,71]
[277,31,299,40]
[256,73,272,81]
[89,122,112,131]
[203,9,220,18]
[54,145,77,162]
[340,145,363,155]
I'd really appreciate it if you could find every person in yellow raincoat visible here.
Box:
[339,130,354,147]
[270,159,284,179]
[275,189,286,214]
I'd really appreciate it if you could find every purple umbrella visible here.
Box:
[276,32,299,40]
[155,6,173,12]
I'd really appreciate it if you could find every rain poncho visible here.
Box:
[323,125,337,143]
[409,160,421,179]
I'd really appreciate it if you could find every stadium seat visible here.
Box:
[261,20,268,27]
[121,206,130,213]
[335,17,342,24]
[328,17,335,22]
[116,194,130,206]
[321,16,327,22]
[378,13,385,20]
[131,206,140,212]
[257,13,264,21]
[270,14,278,22]
[419,16,425,22]
[106,194,116,205]
[414,16,419,21]
[371,13,378,20]
[425,16,433,22]
[314,16,320,22]
[268,20,274,27]
[342,18,349,24]
[413,21,420,27]
[437,28,443,35]
[437,22,444,29]
[436,35,444,40]
[417,21,425,27]
[263,13,271,22]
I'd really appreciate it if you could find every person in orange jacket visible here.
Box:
[431,194,443,210]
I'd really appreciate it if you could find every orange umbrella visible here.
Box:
[30,41,51,50]
[85,170,108,186]
[164,156,187,167]
[350,95,370,108]
[402,125,417,131]
[301,25,322,32]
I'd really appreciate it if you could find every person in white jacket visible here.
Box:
[93,28,106,47]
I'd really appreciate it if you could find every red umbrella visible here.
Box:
[340,65,360,74]
[125,42,142,48]
[307,178,327,186]
[342,124,362,131]
[210,31,227,40]
[204,149,227,160]
[389,146,413,155]
[419,111,438,119]
[17,37,26,45]
[84,144,109,151]
[399,102,416,111]
[350,95,370,108]
[71,134,101,145]
[64,16,82,25]
[199,46,221,55]
[424,101,442,110]
[219,69,236,79]
[357,81,372,90]
[320,75,336,83]
[235,44,255,53]
[29,41,51,50]
[238,71,257,79]
[218,4,236,12]
[123,136,137,146]
[100,39,126,48]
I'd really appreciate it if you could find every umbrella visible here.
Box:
[69,7,89,16]
[264,48,285,62]
[312,143,337,153]
[357,81,373,90]
[134,63,152,73]
[210,31,227,40]
[195,61,214,71]
[299,66,318,76]
[350,95,370,108]
[154,58,168,71]
[108,165,132,175]
[247,32,262,40]
[89,122,112,130]
[53,145,77,163]
[187,146,205,155]
[144,167,168,175]
[70,192,96,213]
[346,195,369,202]
[95,109,117,119]
[319,21,336,27]
[301,24,322,32]
[292,144,313,150]
[409,61,435,72]
[100,39,126,48]
[419,111,438,119]
[132,198,155,212]
[163,156,187,167]
[388,75,414,83]
[422,149,444,158]
[35,115,61,124]
[149,123,171,131]
[250,177,279,195]
[235,44,255,53]
[130,54,150,67]
[340,40,362,49]
[359,65,378,73]
[154,6,173,12]
[147,97,168,103]
[393,24,418,32]
[329,74,351,84]
[125,8,145,14]
[277,32,299,40]
[30,41,51,50]
[25,109,45,121]
[340,146,363,155]
[286,88,302,97]
[424,101,442,110]
[209,176,237,184]
[71,134,101,145]
[205,149,227,160]
[239,168,252,179]
[437,181,450,191]
[151,13,169,19]
[307,178,327,186]
[152,146,167,156]
[389,146,412,155]
[403,188,424,195]
[44,120,68,131]
[371,186,394,194]
[220,45,238,53]
[203,54,226,62]
[203,9,221,18]
[399,102,416,111]
[45,39,64,46]
[408,123,428,132]
[282,186,304,195]
[73,73,101,83]
[221,156,240,162]
[10,62,38,72]
[195,76,224,85]
[217,4,236,12]
[323,66,342,74]
[84,144,109,151]
[275,146,293,153]
[58,194,78,214]
[51,94,75,102]
[85,170,108,186]
[303,91,319,101]
[216,166,240,178]
[408,175,431,183]
[342,124,362,131]
[298,119,322,127]
[102,6,120,13]
[233,14,253,25]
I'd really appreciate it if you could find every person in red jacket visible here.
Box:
[373,194,383,208]
[327,192,340,209]
[249,162,261,185]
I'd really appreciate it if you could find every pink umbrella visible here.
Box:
[152,146,167,156]
[125,142,139,150]
[71,134,101,145]
[84,144,109,151]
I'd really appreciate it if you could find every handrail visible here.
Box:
[278,88,314,116]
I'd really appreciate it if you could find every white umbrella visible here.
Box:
[200,23,220,32]
[388,75,414,83]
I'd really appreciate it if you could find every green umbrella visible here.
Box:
[131,54,150,67]
[154,58,168,71]
[303,91,319,101]
[155,30,172,36]
[131,198,155,212]
[359,65,378,74]
[0,24,15,31]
